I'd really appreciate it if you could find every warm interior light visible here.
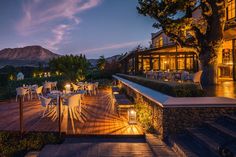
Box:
[130,110,135,115]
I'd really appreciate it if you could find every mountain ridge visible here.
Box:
[0,45,121,68]
[0,45,59,67]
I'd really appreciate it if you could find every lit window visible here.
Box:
[159,37,163,47]
[177,55,185,70]
[222,49,233,64]
[152,58,159,71]
[155,37,164,48]
[227,0,235,20]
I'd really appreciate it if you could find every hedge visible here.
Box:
[0,131,63,157]
[116,74,206,97]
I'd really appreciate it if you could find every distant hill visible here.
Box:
[0,45,59,68]
[106,55,121,63]
[88,55,121,67]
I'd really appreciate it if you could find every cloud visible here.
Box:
[16,0,101,50]
[17,0,101,35]
[83,39,150,53]
[45,24,71,50]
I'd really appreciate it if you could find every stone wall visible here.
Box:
[163,107,236,136]
[117,79,236,139]
[119,80,165,136]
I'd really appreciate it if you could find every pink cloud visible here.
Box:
[16,0,101,50]
[83,39,150,53]
[17,0,101,35]
[45,24,71,50]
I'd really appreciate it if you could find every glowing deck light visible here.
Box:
[128,108,137,124]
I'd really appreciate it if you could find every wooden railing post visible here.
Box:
[19,95,23,138]
[58,96,61,137]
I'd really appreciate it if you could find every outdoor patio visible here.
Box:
[0,89,143,136]
[204,81,236,98]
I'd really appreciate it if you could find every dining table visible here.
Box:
[47,90,85,118]
[22,84,38,100]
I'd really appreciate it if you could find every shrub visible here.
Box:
[116,74,206,97]
[0,131,63,157]
[135,102,153,131]
[49,54,89,81]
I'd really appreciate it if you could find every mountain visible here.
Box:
[88,55,121,68]
[0,45,59,67]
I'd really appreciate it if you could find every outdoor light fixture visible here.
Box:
[65,84,71,94]
[113,91,119,95]
[112,86,119,95]
[128,108,137,124]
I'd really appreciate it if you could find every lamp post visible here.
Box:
[128,108,137,124]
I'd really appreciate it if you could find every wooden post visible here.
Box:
[58,96,61,137]
[19,95,23,138]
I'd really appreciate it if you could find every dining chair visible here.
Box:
[51,81,57,90]
[16,87,30,102]
[157,71,164,80]
[39,96,52,117]
[192,70,203,89]
[87,84,94,96]
[43,82,52,93]
[32,86,43,100]
[181,71,190,82]
[67,94,81,120]
[94,82,99,95]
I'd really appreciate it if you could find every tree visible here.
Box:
[137,0,227,85]
[97,55,106,71]
[49,54,89,81]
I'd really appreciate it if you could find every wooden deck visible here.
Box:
[0,89,143,136]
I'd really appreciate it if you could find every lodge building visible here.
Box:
[119,0,236,81]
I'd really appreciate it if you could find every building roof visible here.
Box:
[151,30,164,39]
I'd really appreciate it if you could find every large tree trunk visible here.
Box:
[201,59,218,86]
[199,46,221,86]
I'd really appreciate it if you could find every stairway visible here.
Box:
[39,135,177,157]
[168,114,236,157]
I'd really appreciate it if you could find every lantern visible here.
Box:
[128,108,137,124]
[112,86,119,95]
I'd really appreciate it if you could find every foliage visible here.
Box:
[117,74,205,97]
[0,65,50,79]
[96,55,106,71]
[135,98,153,131]
[49,54,90,81]
[94,58,120,79]
[137,0,227,85]
[95,79,114,89]
[0,73,8,87]
[0,131,63,157]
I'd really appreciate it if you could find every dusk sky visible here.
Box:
[0,0,156,59]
